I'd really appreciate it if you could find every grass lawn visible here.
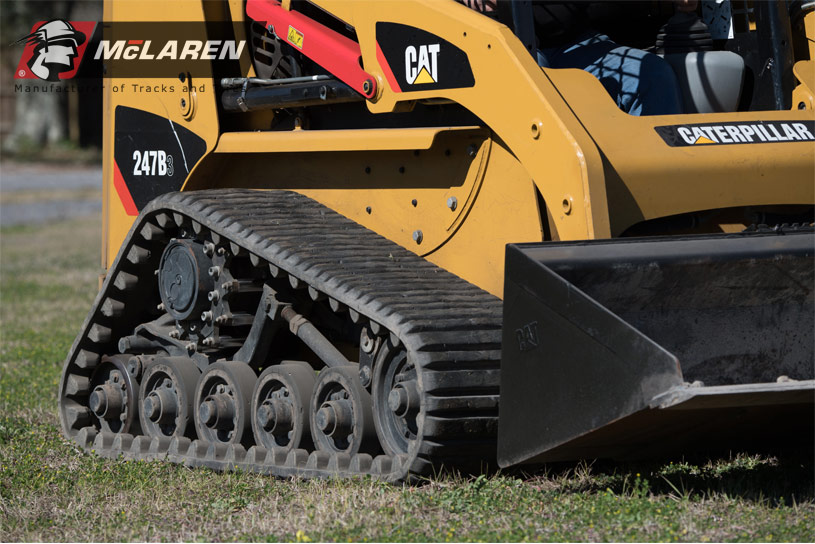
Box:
[1,214,813,542]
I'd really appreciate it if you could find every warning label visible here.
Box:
[655,120,815,146]
[287,26,303,49]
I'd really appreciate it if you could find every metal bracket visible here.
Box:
[232,284,284,365]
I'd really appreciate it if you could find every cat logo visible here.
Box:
[404,44,439,85]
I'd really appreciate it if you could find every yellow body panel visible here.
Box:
[103,0,815,299]
[547,69,815,235]
[101,0,221,264]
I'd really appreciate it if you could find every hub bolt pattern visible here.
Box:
[138,357,200,439]
[193,361,256,446]
[251,362,315,452]
[310,366,376,455]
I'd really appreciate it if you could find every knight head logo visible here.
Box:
[14,20,93,81]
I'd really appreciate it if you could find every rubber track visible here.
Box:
[58,190,503,482]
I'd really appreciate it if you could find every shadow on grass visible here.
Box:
[504,447,815,506]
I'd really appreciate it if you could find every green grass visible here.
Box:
[1,214,814,542]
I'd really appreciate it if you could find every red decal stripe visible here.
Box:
[376,41,401,93]
[113,160,138,216]
[127,40,144,45]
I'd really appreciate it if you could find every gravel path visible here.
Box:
[0,163,102,226]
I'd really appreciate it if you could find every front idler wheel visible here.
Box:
[194,361,256,445]
[139,356,200,438]
[372,343,420,456]
[251,362,316,452]
[89,355,140,434]
[310,366,377,455]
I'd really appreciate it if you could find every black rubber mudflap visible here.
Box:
[59,190,502,482]
[499,230,815,466]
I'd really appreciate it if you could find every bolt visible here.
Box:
[186,342,196,353]
[208,266,220,278]
[203,242,215,256]
[199,400,218,426]
[316,406,336,434]
[202,337,216,347]
[447,196,458,211]
[388,388,407,414]
[359,365,372,386]
[361,332,374,353]
[180,98,187,109]
[127,356,142,378]
[207,290,220,303]
[157,303,166,311]
[412,230,423,244]
[798,101,807,110]
[258,400,292,433]
[562,196,573,215]
[257,403,276,431]
[201,311,213,322]
[388,380,420,417]
[168,329,180,339]
[89,389,107,416]
[266,23,274,34]
[466,144,477,157]
[217,247,227,256]
[411,198,418,207]
[143,394,161,421]
[365,206,372,214]
[362,79,373,94]
[531,118,543,139]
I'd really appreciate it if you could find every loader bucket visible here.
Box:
[498,230,815,467]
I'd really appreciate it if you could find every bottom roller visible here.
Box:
[498,228,815,467]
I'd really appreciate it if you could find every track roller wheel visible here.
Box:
[372,343,420,456]
[251,361,316,452]
[89,355,140,434]
[139,356,200,439]
[194,361,256,445]
[310,366,377,455]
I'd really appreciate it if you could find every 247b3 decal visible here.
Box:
[132,150,174,177]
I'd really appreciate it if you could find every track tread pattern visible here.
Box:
[58,189,503,482]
